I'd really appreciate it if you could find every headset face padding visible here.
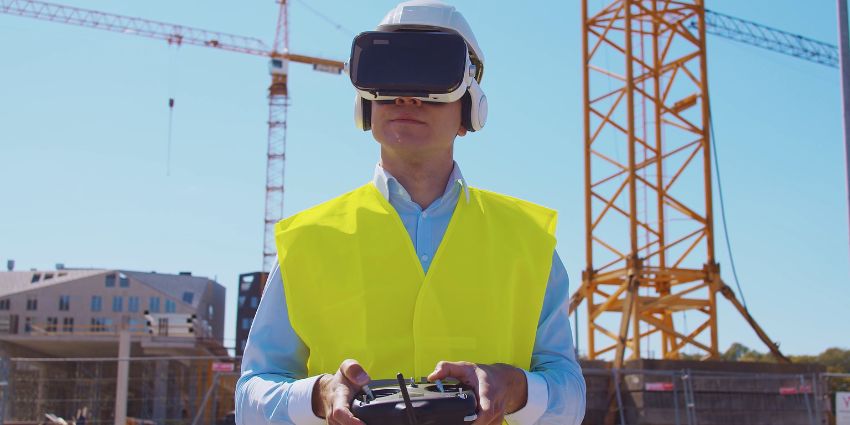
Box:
[354,84,486,132]
[354,94,372,131]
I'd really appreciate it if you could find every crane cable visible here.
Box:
[167,97,174,176]
[166,43,179,177]
[709,109,749,311]
[293,0,355,37]
[682,16,749,312]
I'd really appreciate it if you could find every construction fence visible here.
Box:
[585,367,850,425]
[0,357,847,425]
[0,356,238,425]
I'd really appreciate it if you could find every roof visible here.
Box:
[0,269,106,297]
[122,271,215,308]
[0,270,220,307]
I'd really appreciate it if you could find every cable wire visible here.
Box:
[709,111,749,310]
[294,0,356,37]
[166,43,179,177]
[686,12,750,311]
[167,98,174,176]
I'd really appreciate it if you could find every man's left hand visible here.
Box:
[427,361,528,425]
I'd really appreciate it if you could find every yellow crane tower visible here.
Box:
[573,0,840,368]
[572,0,788,367]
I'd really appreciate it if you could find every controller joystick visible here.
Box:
[351,372,477,425]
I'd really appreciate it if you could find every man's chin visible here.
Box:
[379,129,432,146]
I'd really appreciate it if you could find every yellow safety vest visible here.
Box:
[274,183,557,381]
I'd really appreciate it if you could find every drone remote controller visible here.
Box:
[351,373,478,425]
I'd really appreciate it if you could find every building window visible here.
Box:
[158,318,169,336]
[128,318,145,332]
[149,297,160,313]
[59,295,70,311]
[0,299,10,310]
[44,273,54,280]
[250,297,259,309]
[240,274,254,292]
[26,297,37,311]
[128,296,139,313]
[62,317,74,333]
[112,296,123,312]
[24,317,32,333]
[165,299,176,313]
[241,318,252,330]
[208,304,214,320]
[46,317,58,332]
[182,292,194,304]
[105,274,115,287]
[91,296,102,312]
[31,273,41,283]
[238,296,246,307]
[119,273,129,287]
[91,317,111,332]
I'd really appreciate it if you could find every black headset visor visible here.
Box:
[349,31,468,98]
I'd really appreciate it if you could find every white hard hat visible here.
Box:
[377,0,484,82]
[353,0,488,132]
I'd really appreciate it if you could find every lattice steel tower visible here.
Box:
[570,0,786,366]
[263,0,291,273]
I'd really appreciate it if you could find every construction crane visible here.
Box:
[574,0,798,367]
[575,0,841,368]
[0,0,346,272]
[578,4,842,423]
[700,9,839,68]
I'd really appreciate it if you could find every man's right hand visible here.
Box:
[311,359,371,425]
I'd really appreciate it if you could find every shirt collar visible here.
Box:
[372,161,470,204]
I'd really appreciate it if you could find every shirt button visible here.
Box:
[421,254,430,261]
[421,211,429,218]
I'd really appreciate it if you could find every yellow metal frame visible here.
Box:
[573,0,786,367]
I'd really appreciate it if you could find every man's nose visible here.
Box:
[394,97,422,106]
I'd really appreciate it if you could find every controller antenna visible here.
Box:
[396,372,419,425]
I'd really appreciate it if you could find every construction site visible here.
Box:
[1,0,848,424]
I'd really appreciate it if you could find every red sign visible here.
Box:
[645,382,674,392]
[211,362,235,372]
[779,385,812,395]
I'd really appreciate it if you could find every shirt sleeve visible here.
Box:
[505,250,587,425]
[234,261,326,425]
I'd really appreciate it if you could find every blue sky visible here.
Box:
[0,0,846,357]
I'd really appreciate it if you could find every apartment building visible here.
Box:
[234,271,267,356]
[0,268,229,424]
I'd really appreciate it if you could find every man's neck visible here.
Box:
[380,149,454,210]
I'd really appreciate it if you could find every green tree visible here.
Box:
[721,343,850,395]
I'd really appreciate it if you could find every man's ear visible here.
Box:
[457,126,468,137]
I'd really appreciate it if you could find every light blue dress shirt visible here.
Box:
[236,162,586,425]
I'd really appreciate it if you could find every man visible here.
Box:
[235,2,586,424]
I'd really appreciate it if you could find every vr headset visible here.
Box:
[346,31,488,132]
